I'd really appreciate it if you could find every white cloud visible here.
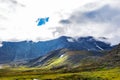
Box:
[57,2,120,45]
[0,0,120,45]
[0,43,2,47]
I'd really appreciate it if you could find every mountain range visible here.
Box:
[0,36,113,64]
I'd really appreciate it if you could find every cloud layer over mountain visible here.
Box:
[0,0,120,45]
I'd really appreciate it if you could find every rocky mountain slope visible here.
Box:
[25,49,105,69]
[100,44,120,67]
[25,44,120,69]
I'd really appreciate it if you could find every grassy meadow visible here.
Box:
[0,67,120,80]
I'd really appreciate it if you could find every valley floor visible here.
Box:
[0,67,120,80]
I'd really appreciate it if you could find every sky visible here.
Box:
[0,0,120,45]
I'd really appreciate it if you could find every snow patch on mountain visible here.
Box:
[60,54,64,58]
[67,38,75,42]
[95,37,112,45]
[95,42,104,50]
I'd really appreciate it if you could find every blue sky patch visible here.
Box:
[36,17,49,26]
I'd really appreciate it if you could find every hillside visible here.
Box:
[24,48,105,69]
[24,44,120,69]
[100,44,120,67]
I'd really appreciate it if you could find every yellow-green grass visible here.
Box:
[0,67,120,80]
[48,55,67,66]
[41,55,68,69]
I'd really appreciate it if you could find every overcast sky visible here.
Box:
[0,0,120,45]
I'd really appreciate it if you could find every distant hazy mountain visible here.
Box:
[0,36,113,64]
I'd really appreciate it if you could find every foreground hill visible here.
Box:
[24,44,120,69]
[100,44,120,67]
[27,49,104,69]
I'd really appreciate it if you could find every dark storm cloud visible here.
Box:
[59,19,71,24]
[60,5,120,27]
